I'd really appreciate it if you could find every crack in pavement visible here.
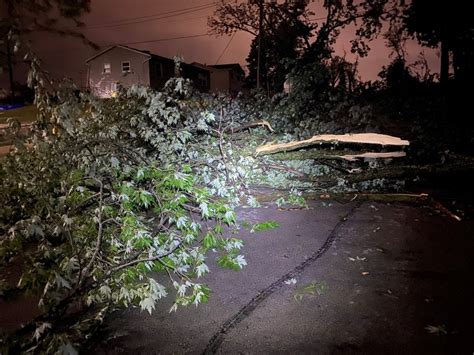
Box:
[203,201,363,354]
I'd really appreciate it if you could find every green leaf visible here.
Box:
[138,190,154,208]
[216,255,244,271]
[203,232,217,249]
[139,297,156,315]
[223,210,236,225]
[250,220,280,233]
[214,224,224,234]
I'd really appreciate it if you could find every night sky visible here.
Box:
[3,0,439,88]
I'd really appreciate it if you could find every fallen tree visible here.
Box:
[248,132,473,194]
[0,71,250,353]
[255,133,410,156]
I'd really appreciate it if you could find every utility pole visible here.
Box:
[256,0,264,90]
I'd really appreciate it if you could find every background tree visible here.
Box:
[378,57,417,93]
[210,0,406,93]
[327,55,360,93]
[301,0,405,63]
[209,0,314,94]
[0,0,95,97]
[404,0,474,86]
[377,20,418,93]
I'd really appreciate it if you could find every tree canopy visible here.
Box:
[0,0,95,96]
[209,0,314,93]
[404,0,474,85]
[209,0,406,93]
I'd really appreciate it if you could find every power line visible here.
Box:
[78,2,214,29]
[156,14,209,24]
[215,32,236,64]
[117,33,210,46]
[79,3,216,30]
[90,2,215,25]
[30,34,212,54]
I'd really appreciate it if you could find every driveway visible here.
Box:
[92,199,474,354]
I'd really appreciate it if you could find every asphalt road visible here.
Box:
[92,199,474,354]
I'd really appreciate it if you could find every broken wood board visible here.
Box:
[256,133,410,156]
[270,150,407,161]
[339,151,406,161]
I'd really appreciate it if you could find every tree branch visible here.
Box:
[80,178,104,285]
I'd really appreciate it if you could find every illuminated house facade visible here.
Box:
[85,45,210,97]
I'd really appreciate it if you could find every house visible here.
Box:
[208,64,245,95]
[85,45,210,97]
[192,63,245,96]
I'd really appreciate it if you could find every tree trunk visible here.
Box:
[5,0,15,98]
[5,37,15,98]
[440,39,449,86]
[256,0,264,90]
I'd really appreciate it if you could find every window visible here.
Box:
[103,63,111,74]
[122,61,131,73]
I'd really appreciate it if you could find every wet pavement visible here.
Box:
[91,199,474,354]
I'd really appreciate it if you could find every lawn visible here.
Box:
[0,105,37,155]
[0,105,38,125]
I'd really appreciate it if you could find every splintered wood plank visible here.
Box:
[256,133,410,155]
[338,151,407,161]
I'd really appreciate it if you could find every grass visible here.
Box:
[0,105,38,125]
[0,105,37,156]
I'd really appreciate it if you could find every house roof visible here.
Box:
[191,62,245,75]
[209,64,245,74]
[189,62,208,69]
[85,46,226,76]
[85,45,152,63]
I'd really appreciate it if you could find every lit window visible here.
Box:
[103,63,111,74]
[122,61,131,73]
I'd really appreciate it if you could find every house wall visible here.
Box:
[182,64,210,93]
[209,68,243,96]
[87,46,211,96]
[87,47,151,97]
[149,57,175,90]
[228,68,243,96]
[209,70,230,93]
